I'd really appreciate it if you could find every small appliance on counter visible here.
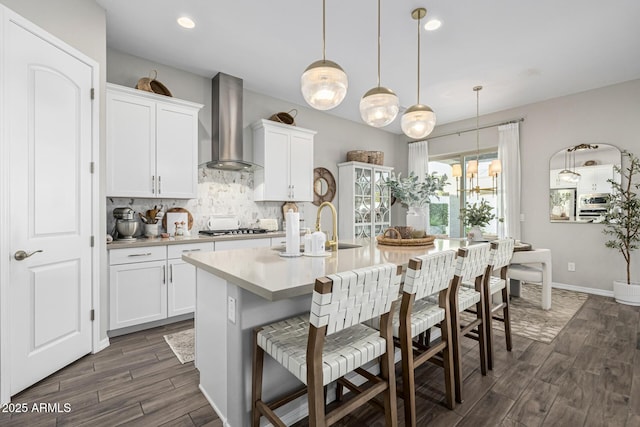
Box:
[112,207,138,240]
[257,218,278,231]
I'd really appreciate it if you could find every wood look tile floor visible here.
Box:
[2,294,639,426]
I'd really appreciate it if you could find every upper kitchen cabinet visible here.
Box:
[252,119,316,202]
[106,83,203,198]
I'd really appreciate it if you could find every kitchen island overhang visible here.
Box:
[183,238,467,426]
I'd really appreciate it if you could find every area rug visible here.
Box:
[495,283,588,343]
[164,328,194,364]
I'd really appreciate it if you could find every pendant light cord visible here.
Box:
[416,12,421,104]
[377,0,381,87]
[322,0,326,61]
[476,88,480,162]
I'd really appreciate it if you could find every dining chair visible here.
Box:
[251,263,402,427]
[449,243,491,403]
[481,239,515,370]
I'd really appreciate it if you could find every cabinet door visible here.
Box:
[261,127,290,200]
[109,260,167,329]
[289,132,314,202]
[156,103,198,198]
[167,259,196,317]
[106,92,156,197]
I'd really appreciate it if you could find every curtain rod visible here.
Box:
[408,117,525,143]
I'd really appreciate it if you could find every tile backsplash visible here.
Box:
[107,167,287,236]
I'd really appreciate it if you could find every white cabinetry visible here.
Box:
[252,119,316,201]
[109,242,213,330]
[106,83,203,198]
[338,161,393,239]
[576,164,615,194]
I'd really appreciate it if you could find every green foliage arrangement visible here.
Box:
[459,199,500,228]
[603,150,640,285]
[385,171,448,208]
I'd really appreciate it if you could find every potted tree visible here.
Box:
[459,199,500,241]
[603,150,640,305]
[385,171,448,236]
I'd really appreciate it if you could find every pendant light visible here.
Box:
[401,8,436,139]
[359,0,399,127]
[300,0,348,111]
[452,86,501,195]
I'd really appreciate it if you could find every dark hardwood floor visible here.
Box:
[0,320,220,427]
[2,294,639,426]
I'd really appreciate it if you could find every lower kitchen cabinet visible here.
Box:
[109,242,212,330]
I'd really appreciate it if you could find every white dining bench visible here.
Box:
[509,248,552,310]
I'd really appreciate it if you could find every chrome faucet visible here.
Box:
[315,201,338,251]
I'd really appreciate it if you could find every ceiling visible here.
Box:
[96,0,640,135]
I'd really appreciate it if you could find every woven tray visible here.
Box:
[376,228,436,246]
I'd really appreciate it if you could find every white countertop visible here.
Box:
[183,238,470,301]
[107,231,286,250]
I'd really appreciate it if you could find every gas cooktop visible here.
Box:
[199,228,269,236]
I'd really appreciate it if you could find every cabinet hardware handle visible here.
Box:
[14,249,43,261]
[170,264,173,283]
[158,176,162,194]
[152,176,155,194]
[182,248,201,253]
[128,253,152,257]
[162,265,166,284]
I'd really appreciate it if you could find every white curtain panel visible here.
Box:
[498,122,521,239]
[408,140,429,180]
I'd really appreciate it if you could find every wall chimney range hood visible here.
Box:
[206,72,259,171]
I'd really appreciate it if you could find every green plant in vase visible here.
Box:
[385,171,448,237]
[602,150,640,304]
[459,199,501,241]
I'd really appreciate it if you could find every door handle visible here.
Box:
[14,250,44,261]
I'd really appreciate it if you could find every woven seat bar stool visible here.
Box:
[398,251,457,426]
[251,263,402,427]
[365,250,457,426]
[482,239,515,370]
[449,243,491,404]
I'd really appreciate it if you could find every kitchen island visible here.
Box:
[183,238,468,427]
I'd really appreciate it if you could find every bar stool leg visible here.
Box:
[449,298,464,404]
[400,310,416,426]
[440,315,455,410]
[483,281,495,371]
[502,286,513,351]
[251,328,264,427]
[476,291,488,376]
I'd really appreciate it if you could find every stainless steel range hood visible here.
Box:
[206,72,259,171]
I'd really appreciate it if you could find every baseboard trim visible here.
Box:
[108,313,194,338]
[199,384,229,427]
[552,282,614,298]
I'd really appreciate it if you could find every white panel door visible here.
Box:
[156,103,198,198]
[106,91,156,197]
[7,19,93,395]
[263,128,290,200]
[167,260,196,317]
[109,261,167,329]
[289,132,314,202]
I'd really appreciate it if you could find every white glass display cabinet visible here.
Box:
[338,161,393,238]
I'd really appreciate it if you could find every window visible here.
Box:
[428,151,499,238]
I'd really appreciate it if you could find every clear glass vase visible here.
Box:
[406,206,428,237]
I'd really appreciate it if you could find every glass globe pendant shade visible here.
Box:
[359,86,399,127]
[558,169,574,182]
[301,59,348,111]
[401,104,436,139]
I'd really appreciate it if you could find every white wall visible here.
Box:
[427,79,640,292]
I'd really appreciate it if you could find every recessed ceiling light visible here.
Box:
[424,19,441,31]
[177,16,195,29]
